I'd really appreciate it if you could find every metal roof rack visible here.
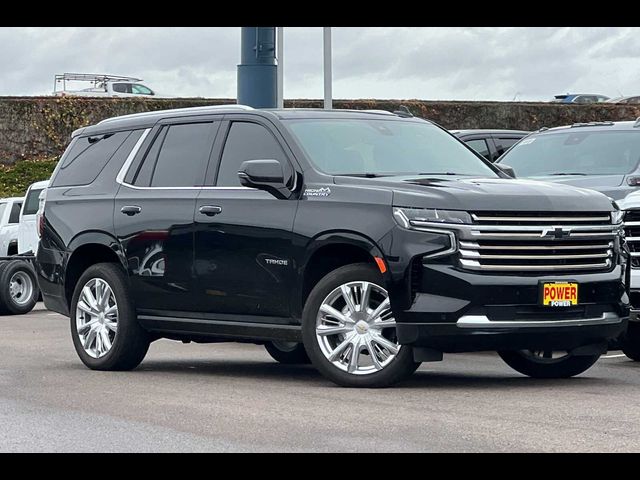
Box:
[570,121,615,128]
[97,104,254,125]
[54,73,145,93]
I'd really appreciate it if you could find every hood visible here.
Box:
[529,174,632,201]
[332,175,615,212]
[530,174,624,188]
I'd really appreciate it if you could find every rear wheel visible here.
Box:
[302,263,420,388]
[498,349,600,378]
[0,260,39,315]
[264,341,310,364]
[622,323,640,361]
[70,262,150,371]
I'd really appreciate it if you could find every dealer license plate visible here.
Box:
[541,282,578,307]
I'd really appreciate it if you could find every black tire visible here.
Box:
[622,322,640,361]
[0,260,39,315]
[301,263,420,388]
[70,262,150,371]
[264,341,311,364]
[498,349,601,378]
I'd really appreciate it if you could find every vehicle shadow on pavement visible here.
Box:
[96,358,630,390]
[396,370,623,390]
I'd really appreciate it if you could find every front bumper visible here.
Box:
[385,226,630,352]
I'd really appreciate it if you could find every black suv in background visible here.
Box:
[36,106,629,387]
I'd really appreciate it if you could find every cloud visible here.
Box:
[0,27,639,101]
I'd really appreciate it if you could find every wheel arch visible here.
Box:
[64,231,127,309]
[294,231,389,319]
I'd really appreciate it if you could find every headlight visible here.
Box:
[393,207,471,229]
[612,209,624,225]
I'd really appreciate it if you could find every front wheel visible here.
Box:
[498,349,600,378]
[622,323,640,361]
[264,341,310,364]
[302,263,420,388]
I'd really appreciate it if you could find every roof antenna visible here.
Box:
[393,105,414,118]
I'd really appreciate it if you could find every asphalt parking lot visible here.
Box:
[1,304,639,452]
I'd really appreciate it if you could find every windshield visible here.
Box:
[284,119,498,177]
[500,130,640,176]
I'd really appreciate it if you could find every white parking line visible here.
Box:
[602,354,627,359]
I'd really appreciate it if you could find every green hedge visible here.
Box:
[0,157,58,198]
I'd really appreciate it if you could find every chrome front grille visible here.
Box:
[459,212,619,273]
[624,210,640,268]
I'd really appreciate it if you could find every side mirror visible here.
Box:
[238,159,293,199]
[496,164,516,178]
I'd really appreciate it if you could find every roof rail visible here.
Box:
[570,121,615,128]
[97,104,254,125]
[537,126,550,132]
[362,109,396,116]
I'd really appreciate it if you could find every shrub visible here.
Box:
[0,157,58,198]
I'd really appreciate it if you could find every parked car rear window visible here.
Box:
[52,131,132,187]
[8,202,22,224]
[500,130,640,176]
[0,203,7,222]
[285,119,497,177]
[150,123,215,187]
[23,189,43,216]
[112,83,131,93]
[494,137,521,156]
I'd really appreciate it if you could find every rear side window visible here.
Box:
[112,83,132,93]
[8,202,22,224]
[464,139,491,161]
[23,188,43,215]
[217,122,288,187]
[51,131,132,187]
[132,123,216,187]
[494,137,521,157]
[0,204,7,223]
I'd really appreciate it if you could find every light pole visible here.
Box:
[323,27,332,110]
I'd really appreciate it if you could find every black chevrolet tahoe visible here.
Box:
[36,105,629,387]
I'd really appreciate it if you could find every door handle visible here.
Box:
[121,205,142,216]
[199,205,223,217]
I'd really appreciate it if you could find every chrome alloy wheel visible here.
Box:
[9,271,33,306]
[75,278,118,359]
[315,281,399,375]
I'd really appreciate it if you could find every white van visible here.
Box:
[18,180,49,255]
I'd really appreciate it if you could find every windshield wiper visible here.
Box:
[334,173,391,178]
[547,172,588,176]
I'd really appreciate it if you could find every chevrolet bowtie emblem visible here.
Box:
[541,226,571,239]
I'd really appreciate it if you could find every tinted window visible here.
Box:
[494,137,521,157]
[133,128,167,187]
[217,122,288,186]
[285,119,497,177]
[500,130,640,176]
[150,123,215,187]
[23,188,43,216]
[464,139,491,161]
[112,83,131,93]
[52,131,132,187]
[8,202,22,224]
[0,203,7,223]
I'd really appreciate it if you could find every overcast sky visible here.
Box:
[1,27,639,101]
